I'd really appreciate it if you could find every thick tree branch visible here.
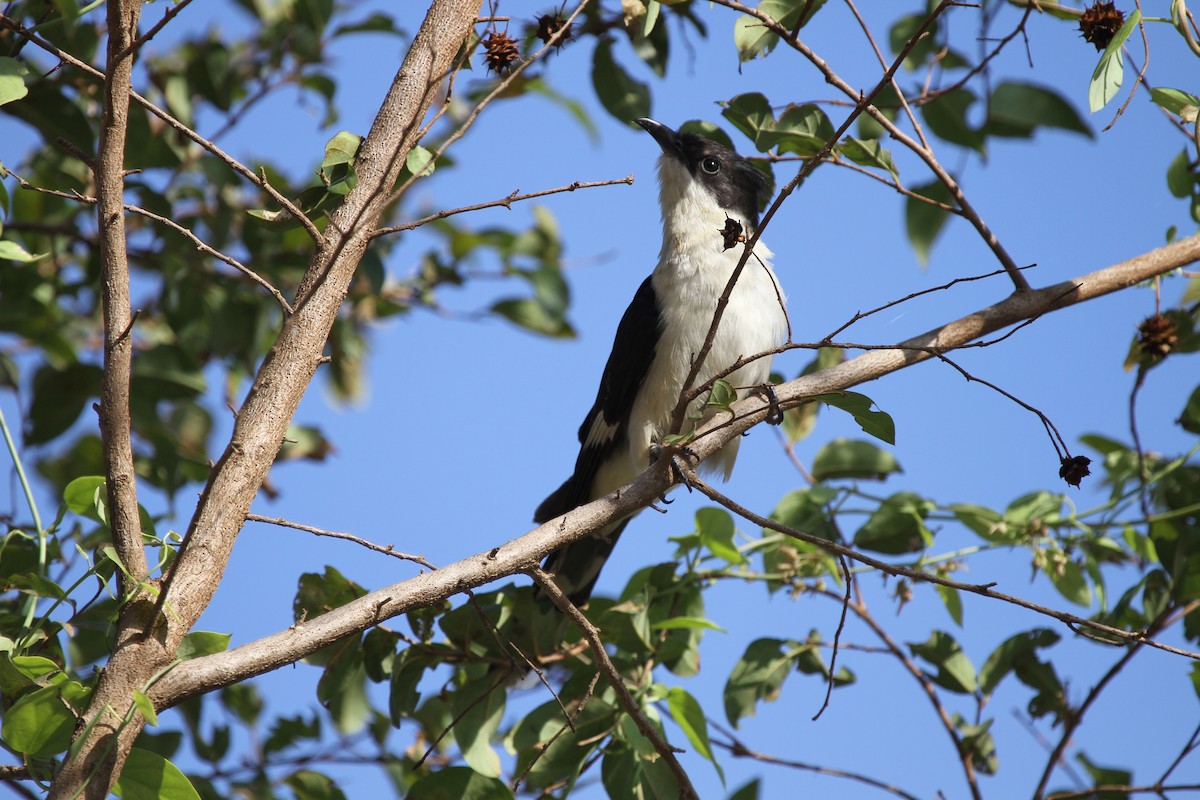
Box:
[49,2,486,797]
[49,3,149,797]
[149,234,1200,708]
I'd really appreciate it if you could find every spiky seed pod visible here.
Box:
[535,13,573,49]
[1079,1,1125,51]
[1137,313,1179,359]
[719,217,744,250]
[482,31,520,75]
[1059,455,1092,488]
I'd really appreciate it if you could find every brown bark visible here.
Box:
[48,2,485,797]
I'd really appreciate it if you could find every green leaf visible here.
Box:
[909,631,977,694]
[905,180,955,266]
[695,507,745,565]
[113,748,202,800]
[811,438,901,482]
[1088,10,1140,113]
[949,502,1011,544]
[389,650,428,726]
[176,631,232,660]
[853,491,934,554]
[407,766,514,800]
[936,584,964,626]
[724,638,799,727]
[733,0,826,61]
[986,82,1091,138]
[320,131,361,195]
[1167,149,1195,199]
[1,682,84,756]
[1076,752,1133,797]
[651,616,726,632]
[667,687,723,783]
[720,92,775,148]
[451,670,506,778]
[316,644,370,734]
[1179,384,1200,434]
[263,714,321,756]
[836,136,897,175]
[818,391,895,445]
[1150,87,1200,118]
[755,104,834,156]
[27,363,103,445]
[922,89,984,153]
[405,145,436,179]
[978,628,1059,697]
[706,378,737,410]
[0,239,44,262]
[592,38,650,124]
[63,476,107,522]
[284,769,348,800]
[0,57,29,106]
[1045,548,1093,606]
[729,779,761,800]
[490,297,573,337]
[132,690,158,727]
[2,655,61,688]
[220,684,263,726]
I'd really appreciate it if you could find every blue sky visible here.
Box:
[3,1,1200,797]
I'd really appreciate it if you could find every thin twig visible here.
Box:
[680,468,1200,661]
[668,0,958,436]
[244,514,434,568]
[710,720,923,800]
[711,0,1030,293]
[527,566,699,800]
[1032,609,1172,799]
[125,205,294,314]
[372,176,634,239]
[0,13,321,241]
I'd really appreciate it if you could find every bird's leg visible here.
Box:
[755,383,785,425]
[649,441,697,496]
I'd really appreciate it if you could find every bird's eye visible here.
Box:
[701,156,720,174]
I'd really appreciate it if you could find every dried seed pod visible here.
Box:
[1079,1,1125,51]
[535,13,573,49]
[1058,455,1092,489]
[719,217,744,250]
[1137,313,1178,359]
[482,31,520,75]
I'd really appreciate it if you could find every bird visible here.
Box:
[534,118,789,607]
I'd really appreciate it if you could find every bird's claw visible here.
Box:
[757,383,784,425]
[650,442,696,494]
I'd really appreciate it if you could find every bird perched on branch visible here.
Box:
[535,118,788,606]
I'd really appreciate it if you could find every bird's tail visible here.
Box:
[535,518,631,607]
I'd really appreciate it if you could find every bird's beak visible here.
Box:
[635,118,684,162]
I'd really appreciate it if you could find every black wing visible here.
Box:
[534,275,662,523]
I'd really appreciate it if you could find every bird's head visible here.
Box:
[635,118,769,234]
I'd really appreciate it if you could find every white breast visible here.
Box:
[627,169,788,480]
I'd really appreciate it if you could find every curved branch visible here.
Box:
[149,234,1200,709]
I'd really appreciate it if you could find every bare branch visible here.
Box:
[684,470,1199,661]
[124,204,294,314]
[244,513,433,567]
[527,566,699,800]
[148,234,1200,709]
[371,176,634,239]
[0,13,322,242]
[711,720,924,800]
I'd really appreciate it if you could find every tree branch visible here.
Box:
[49,2,149,795]
[527,566,698,800]
[149,235,1200,709]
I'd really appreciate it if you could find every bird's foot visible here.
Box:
[755,383,785,425]
[649,441,697,496]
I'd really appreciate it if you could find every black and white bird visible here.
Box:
[535,118,788,606]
